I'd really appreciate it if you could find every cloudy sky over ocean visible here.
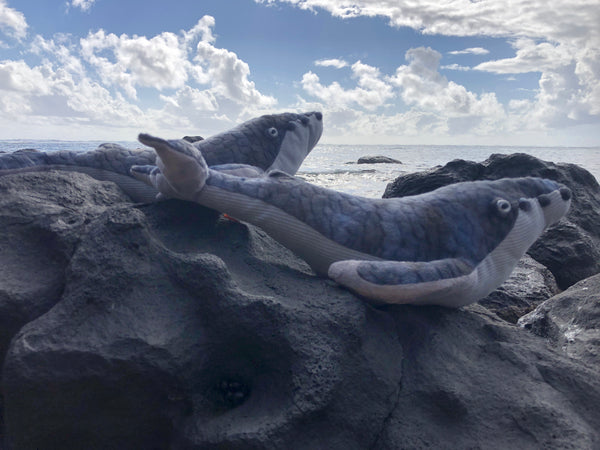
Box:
[0,0,598,145]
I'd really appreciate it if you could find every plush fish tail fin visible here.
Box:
[135,133,209,201]
[328,258,478,307]
[0,149,51,173]
[0,149,86,174]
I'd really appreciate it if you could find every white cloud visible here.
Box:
[475,38,573,74]
[575,48,600,116]
[195,41,276,110]
[256,0,599,44]
[302,60,393,110]
[0,60,49,94]
[299,47,507,139]
[77,16,275,113]
[448,47,489,55]
[69,0,96,12]
[0,0,27,40]
[183,15,216,45]
[259,0,600,139]
[440,63,471,71]
[0,16,276,139]
[80,29,190,99]
[0,1,596,145]
[475,38,600,127]
[31,35,86,77]
[390,47,504,120]
[0,57,144,126]
[160,85,218,113]
[315,58,348,69]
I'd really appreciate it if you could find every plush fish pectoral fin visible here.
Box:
[130,165,177,200]
[328,258,480,307]
[269,118,312,174]
[210,163,265,178]
[137,133,208,200]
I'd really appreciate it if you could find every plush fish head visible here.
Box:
[137,133,208,200]
[328,177,572,307]
[431,177,572,264]
[255,111,323,174]
[446,177,571,305]
[483,177,571,233]
[201,111,323,174]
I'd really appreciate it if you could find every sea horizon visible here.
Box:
[1,140,598,198]
[1,138,599,149]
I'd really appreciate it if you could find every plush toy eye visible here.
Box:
[495,198,512,215]
[267,127,278,137]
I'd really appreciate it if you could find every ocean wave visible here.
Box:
[297,168,378,176]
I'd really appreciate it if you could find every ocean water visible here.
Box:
[299,144,600,197]
[1,140,598,198]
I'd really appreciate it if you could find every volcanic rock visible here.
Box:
[519,273,600,369]
[478,254,559,323]
[0,171,132,363]
[357,155,402,164]
[182,135,204,143]
[1,172,401,449]
[1,170,599,449]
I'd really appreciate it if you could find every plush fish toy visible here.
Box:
[131,134,571,307]
[0,111,323,202]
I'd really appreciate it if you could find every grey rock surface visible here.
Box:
[478,254,559,323]
[383,153,600,289]
[0,171,132,362]
[376,302,600,449]
[0,171,134,449]
[519,273,600,369]
[1,170,599,449]
[1,172,401,449]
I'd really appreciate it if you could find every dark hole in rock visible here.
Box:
[215,378,251,409]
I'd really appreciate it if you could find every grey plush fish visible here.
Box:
[0,111,322,202]
[131,134,572,307]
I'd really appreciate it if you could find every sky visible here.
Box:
[0,0,599,146]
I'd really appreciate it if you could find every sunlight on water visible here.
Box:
[299,144,600,198]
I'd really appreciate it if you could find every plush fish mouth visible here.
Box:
[269,111,323,174]
[538,185,571,228]
[137,133,208,199]
[305,111,323,150]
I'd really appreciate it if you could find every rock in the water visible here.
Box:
[357,155,402,164]
[519,273,600,369]
[478,254,559,323]
[182,135,204,143]
[95,142,132,151]
[383,153,600,289]
[1,171,600,449]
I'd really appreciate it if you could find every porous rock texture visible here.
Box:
[519,273,600,369]
[384,153,600,290]
[479,254,559,324]
[1,169,599,449]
